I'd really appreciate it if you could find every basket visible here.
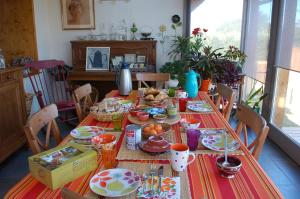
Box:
[90,111,114,122]
[25,93,35,117]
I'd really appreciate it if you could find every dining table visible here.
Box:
[4,90,283,199]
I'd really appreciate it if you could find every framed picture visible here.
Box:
[61,0,95,30]
[124,54,136,63]
[137,55,146,63]
[86,47,110,71]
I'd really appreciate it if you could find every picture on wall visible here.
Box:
[61,0,95,30]
[86,47,110,71]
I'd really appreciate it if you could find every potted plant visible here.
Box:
[160,60,186,88]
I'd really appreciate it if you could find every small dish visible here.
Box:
[129,108,141,117]
[216,156,242,178]
[153,114,168,123]
[145,107,166,117]
[137,112,150,122]
[139,136,171,155]
[91,134,117,150]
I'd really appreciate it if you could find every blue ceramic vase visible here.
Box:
[184,70,200,98]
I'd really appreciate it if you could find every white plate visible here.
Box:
[70,126,104,139]
[201,134,240,152]
[187,102,212,112]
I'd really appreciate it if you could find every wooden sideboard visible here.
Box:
[68,40,157,99]
[0,67,27,162]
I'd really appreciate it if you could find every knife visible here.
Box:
[158,166,164,195]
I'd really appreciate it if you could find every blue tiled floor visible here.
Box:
[0,119,299,198]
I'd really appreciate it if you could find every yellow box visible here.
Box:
[28,143,97,190]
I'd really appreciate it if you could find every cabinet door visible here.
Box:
[0,81,26,161]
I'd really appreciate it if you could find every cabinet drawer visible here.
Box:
[0,70,17,83]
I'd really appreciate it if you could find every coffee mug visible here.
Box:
[170,143,196,172]
[177,91,188,99]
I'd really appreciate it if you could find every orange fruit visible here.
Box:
[154,124,163,131]
[150,129,157,135]
[148,124,155,129]
[144,127,151,133]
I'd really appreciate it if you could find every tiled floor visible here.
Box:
[0,119,299,198]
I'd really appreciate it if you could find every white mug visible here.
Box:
[177,91,188,98]
[170,143,196,172]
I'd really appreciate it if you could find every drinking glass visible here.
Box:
[112,113,123,131]
[186,129,201,151]
[179,98,188,112]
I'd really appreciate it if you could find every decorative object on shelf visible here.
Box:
[111,56,123,69]
[0,49,6,69]
[61,0,95,30]
[137,55,146,63]
[11,56,34,66]
[130,23,138,40]
[86,47,110,71]
[124,54,136,63]
[171,14,182,36]
[140,26,153,40]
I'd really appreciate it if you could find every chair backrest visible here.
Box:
[61,187,86,199]
[216,83,235,121]
[24,104,62,154]
[73,83,93,122]
[235,103,269,160]
[136,73,170,89]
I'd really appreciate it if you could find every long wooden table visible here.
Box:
[5,90,283,199]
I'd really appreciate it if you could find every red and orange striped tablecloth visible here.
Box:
[5,91,283,199]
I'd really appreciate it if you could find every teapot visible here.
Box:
[184,69,201,98]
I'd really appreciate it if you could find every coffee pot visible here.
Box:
[115,63,132,96]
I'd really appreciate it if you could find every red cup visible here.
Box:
[179,98,188,112]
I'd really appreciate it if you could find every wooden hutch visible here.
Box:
[68,40,157,99]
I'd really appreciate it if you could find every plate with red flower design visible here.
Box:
[89,168,141,197]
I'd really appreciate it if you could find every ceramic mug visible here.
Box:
[177,91,188,99]
[170,143,196,172]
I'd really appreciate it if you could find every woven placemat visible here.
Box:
[180,132,244,155]
[85,161,191,199]
[117,131,176,161]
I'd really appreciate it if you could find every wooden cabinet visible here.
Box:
[0,67,26,162]
[68,40,157,99]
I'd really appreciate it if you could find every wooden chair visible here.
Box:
[73,83,94,122]
[216,83,235,121]
[24,104,62,154]
[235,103,269,160]
[136,73,170,89]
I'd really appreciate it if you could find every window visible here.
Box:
[190,0,244,49]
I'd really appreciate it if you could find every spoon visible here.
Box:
[142,173,149,196]
[222,131,230,167]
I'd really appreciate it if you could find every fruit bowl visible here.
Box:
[142,123,171,139]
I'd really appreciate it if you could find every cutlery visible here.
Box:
[222,131,230,167]
[158,166,164,195]
[150,164,157,195]
[142,173,148,195]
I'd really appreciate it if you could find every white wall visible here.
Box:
[33,0,184,68]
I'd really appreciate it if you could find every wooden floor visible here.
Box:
[0,119,299,198]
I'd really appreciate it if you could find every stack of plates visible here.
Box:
[70,126,105,149]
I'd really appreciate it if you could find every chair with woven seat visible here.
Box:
[235,103,269,160]
[24,104,62,154]
[73,83,96,122]
[215,83,235,121]
[136,72,170,89]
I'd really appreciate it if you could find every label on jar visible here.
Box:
[125,124,142,150]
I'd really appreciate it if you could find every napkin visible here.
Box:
[137,176,180,199]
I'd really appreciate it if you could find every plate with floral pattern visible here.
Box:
[89,168,141,197]
[201,134,240,152]
[186,101,213,112]
[70,126,104,139]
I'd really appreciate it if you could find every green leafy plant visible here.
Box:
[160,60,186,87]
[245,85,268,113]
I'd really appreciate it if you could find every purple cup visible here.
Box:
[186,129,201,151]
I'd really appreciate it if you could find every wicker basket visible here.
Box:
[91,111,114,122]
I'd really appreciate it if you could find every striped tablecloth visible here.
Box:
[5,91,283,199]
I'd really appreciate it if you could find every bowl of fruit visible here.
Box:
[142,123,171,139]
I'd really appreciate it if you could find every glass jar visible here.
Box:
[0,49,5,69]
